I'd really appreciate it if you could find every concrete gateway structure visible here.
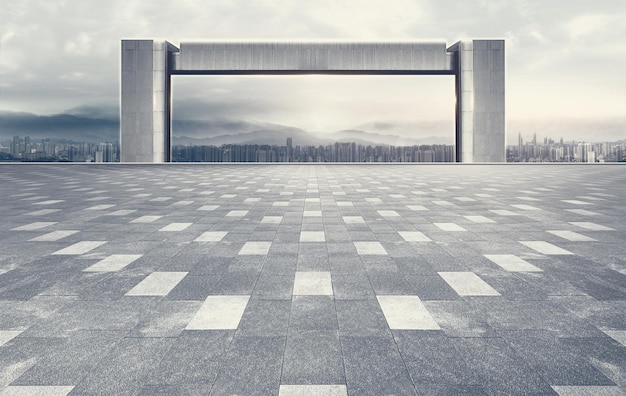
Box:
[120,39,505,163]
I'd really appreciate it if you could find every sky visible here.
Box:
[1,0,625,143]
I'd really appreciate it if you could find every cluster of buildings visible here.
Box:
[1,136,119,162]
[507,133,626,162]
[172,140,456,163]
[3,134,624,163]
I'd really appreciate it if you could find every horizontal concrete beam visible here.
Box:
[172,41,456,74]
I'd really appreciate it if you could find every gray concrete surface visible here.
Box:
[0,164,624,395]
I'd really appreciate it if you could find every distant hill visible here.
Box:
[331,129,452,146]
[1,108,454,146]
[0,110,118,143]
[173,125,327,146]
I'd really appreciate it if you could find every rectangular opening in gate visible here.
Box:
[171,75,455,162]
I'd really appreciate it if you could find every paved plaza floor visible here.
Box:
[0,164,625,395]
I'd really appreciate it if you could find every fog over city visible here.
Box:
[1,0,625,144]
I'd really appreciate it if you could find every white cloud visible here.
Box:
[0,0,625,140]
[563,14,612,40]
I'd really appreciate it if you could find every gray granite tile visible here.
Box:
[340,335,417,395]
[289,296,338,331]
[210,335,284,395]
[282,330,345,384]
[71,337,174,395]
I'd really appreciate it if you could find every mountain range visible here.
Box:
[2,107,622,146]
[0,109,453,146]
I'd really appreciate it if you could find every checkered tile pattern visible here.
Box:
[0,164,625,395]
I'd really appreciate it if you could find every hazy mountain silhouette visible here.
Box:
[0,110,118,143]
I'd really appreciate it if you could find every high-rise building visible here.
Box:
[286,137,293,162]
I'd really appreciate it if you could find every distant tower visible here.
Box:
[287,137,293,162]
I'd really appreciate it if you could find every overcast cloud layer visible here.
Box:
[1,0,625,143]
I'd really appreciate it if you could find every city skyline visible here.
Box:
[1,1,625,144]
[4,133,624,163]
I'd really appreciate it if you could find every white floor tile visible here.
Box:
[125,272,188,296]
[562,200,593,205]
[0,386,75,396]
[159,223,192,232]
[398,231,431,242]
[279,385,347,396]
[343,216,365,224]
[303,210,322,217]
[300,231,326,242]
[438,272,500,296]
[29,230,79,242]
[378,210,400,217]
[273,201,290,207]
[407,205,428,211]
[130,215,162,223]
[261,216,283,224]
[602,329,626,347]
[150,197,172,202]
[0,330,23,347]
[336,201,353,207]
[238,241,272,255]
[185,295,250,330]
[83,254,143,272]
[172,200,194,206]
[198,205,219,211]
[484,254,542,272]
[226,210,248,217]
[568,222,614,231]
[33,200,64,205]
[377,295,440,330]
[353,241,387,255]
[464,215,495,224]
[107,210,137,216]
[293,272,333,295]
[194,231,228,242]
[11,222,57,231]
[547,230,596,242]
[52,241,107,255]
[85,204,116,210]
[565,209,601,216]
[305,198,320,203]
[455,197,476,202]
[433,200,455,207]
[520,241,574,255]
[434,223,467,232]
[510,204,541,211]
[365,198,382,203]
[244,198,261,203]
[489,209,521,216]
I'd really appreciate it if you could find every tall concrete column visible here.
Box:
[120,40,177,162]
[449,40,505,162]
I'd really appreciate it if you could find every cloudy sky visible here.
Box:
[1,0,625,143]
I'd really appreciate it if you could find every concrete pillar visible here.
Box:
[120,40,177,162]
[449,40,505,162]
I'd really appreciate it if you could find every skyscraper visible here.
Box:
[286,137,293,162]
